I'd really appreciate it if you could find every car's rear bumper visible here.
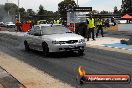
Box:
[49,43,86,52]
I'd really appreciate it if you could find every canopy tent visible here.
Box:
[121,14,132,19]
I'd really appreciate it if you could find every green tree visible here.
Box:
[19,7,27,18]
[58,0,77,22]
[44,10,54,21]
[37,5,45,15]
[121,0,132,13]
[46,10,53,16]
[4,3,18,15]
[27,9,35,16]
[53,11,60,18]
[114,6,118,14]
[100,10,109,14]
[0,4,7,20]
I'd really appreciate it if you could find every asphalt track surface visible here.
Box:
[0,33,132,88]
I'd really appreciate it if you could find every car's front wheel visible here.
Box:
[78,50,84,55]
[24,41,30,51]
[42,42,49,56]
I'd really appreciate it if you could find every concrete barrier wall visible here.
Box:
[118,24,132,31]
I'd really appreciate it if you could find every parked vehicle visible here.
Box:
[24,24,86,56]
[118,20,127,24]
[37,20,48,25]
[0,22,5,27]
[5,22,15,28]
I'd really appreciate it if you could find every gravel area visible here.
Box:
[0,66,25,88]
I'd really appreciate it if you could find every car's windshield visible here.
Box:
[41,26,72,35]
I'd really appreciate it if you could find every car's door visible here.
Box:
[32,27,43,51]
[26,28,35,48]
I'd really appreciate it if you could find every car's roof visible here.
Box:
[6,22,13,23]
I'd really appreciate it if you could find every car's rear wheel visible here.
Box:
[42,42,49,56]
[24,41,30,51]
[78,50,84,55]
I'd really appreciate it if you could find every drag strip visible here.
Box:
[0,32,132,88]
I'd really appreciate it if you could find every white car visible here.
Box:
[118,20,127,24]
[0,22,5,27]
[24,24,86,56]
[5,22,15,28]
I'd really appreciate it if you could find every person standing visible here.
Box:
[87,15,95,41]
[104,19,110,30]
[27,19,32,28]
[96,16,104,37]
[15,19,22,32]
[53,19,60,24]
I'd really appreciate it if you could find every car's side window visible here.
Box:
[34,26,40,30]
[34,26,41,36]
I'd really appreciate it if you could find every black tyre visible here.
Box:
[78,50,84,55]
[24,41,30,51]
[42,42,49,56]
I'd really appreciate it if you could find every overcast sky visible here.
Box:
[0,0,122,12]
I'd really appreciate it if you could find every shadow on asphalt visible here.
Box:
[25,49,84,58]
